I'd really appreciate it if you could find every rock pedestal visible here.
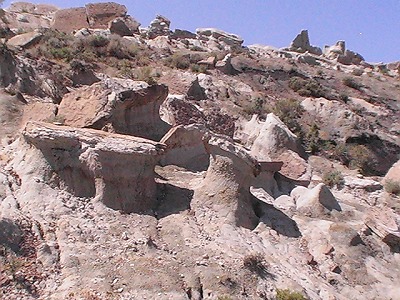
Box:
[23,121,165,213]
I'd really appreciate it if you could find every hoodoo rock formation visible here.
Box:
[23,121,165,213]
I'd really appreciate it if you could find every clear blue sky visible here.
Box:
[4,0,400,63]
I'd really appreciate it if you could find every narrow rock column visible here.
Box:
[192,135,260,230]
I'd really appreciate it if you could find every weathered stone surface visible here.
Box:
[288,30,322,55]
[196,28,243,47]
[365,207,400,247]
[85,2,127,29]
[384,159,400,184]
[58,78,170,141]
[23,121,165,213]
[109,16,140,36]
[160,124,209,171]
[51,7,89,33]
[215,53,238,75]
[197,56,216,69]
[295,183,341,217]
[6,30,42,49]
[250,114,304,158]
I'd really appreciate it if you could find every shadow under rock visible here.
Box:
[254,201,301,238]
[155,182,194,219]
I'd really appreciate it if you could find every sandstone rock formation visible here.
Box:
[288,29,322,55]
[85,2,127,29]
[58,78,170,141]
[23,121,165,213]
[324,40,365,65]
[6,30,43,49]
[145,15,171,39]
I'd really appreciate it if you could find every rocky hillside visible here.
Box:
[0,2,400,300]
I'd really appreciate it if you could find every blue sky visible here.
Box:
[4,0,400,63]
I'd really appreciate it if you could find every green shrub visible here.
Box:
[323,170,344,188]
[276,289,307,300]
[348,144,375,175]
[304,123,321,154]
[270,98,304,135]
[342,77,362,90]
[385,180,400,196]
[190,63,207,73]
[289,77,325,98]
[164,52,191,69]
[134,66,158,85]
[339,93,349,103]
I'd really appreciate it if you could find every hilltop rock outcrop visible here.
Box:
[287,29,322,55]
[324,40,365,65]
[23,121,165,213]
[58,78,170,141]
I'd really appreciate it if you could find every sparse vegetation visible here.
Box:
[269,98,304,135]
[134,66,158,85]
[164,52,191,69]
[348,144,376,175]
[289,77,326,98]
[323,170,344,188]
[243,253,271,278]
[342,77,362,90]
[384,180,400,196]
[276,288,307,300]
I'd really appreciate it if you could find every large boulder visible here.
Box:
[8,2,58,15]
[51,7,89,33]
[58,78,170,141]
[6,30,43,49]
[294,183,341,217]
[85,2,127,29]
[384,159,400,184]
[244,114,302,155]
[23,121,165,213]
[365,207,400,247]
[109,16,140,36]
[288,30,322,55]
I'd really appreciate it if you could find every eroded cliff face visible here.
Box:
[1,2,400,300]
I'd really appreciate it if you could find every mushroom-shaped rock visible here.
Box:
[192,134,260,230]
[58,78,170,141]
[160,124,209,171]
[23,121,165,213]
[295,183,341,217]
